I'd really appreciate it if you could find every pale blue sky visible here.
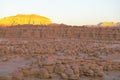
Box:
[0,0,120,25]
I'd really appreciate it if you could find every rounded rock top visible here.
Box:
[0,14,52,26]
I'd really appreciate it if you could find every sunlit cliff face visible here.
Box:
[0,14,51,26]
[98,22,115,27]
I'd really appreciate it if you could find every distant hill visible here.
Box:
[98,22,115,27]
[0,14,51,26]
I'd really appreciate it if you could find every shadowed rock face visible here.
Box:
[0,14,51,26]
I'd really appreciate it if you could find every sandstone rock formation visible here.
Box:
[98,22,115,27]
[116,22,120,26]
[0,14,51,26]
[0,25,120,40]
[0,25,120,80]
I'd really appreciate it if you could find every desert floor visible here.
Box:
[0,38,120,80]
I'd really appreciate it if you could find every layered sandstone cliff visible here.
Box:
[0,14,51,26]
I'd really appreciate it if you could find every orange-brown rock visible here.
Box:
[0,25,120,80]
[116,22,120,26]
[0,14,51,26]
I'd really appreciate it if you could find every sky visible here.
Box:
[0,0,120,25]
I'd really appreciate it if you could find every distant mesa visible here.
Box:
[0,14,51,26]
[98,22,115,27]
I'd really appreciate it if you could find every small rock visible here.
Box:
[60,73,68,79]
[39,68,50,79]
[65,68,74,76]
[54,64,65,73]
[69,74,79,80]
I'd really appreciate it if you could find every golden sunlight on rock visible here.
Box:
[98,22,115,27]
[0,14,51,26]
